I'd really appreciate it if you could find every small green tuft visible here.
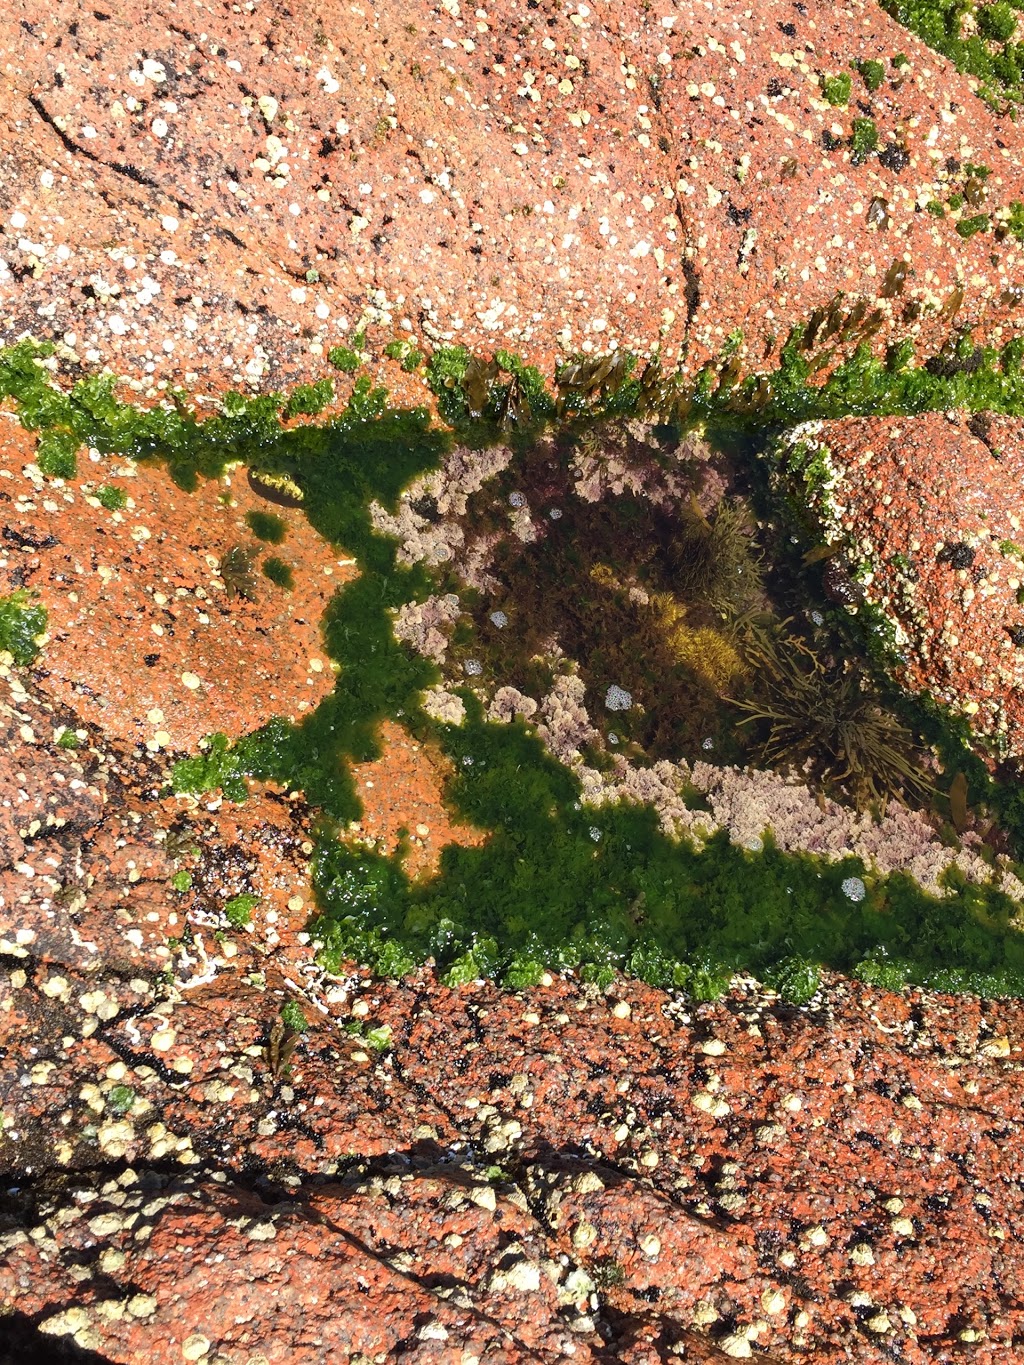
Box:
[957,213,991,238]
[170,870,193,892]
[280,999,309,1033]
[56,729,80,750]
[36,428,79,479]
[170,733,249,803]
[766,956,822,1004]
[262,556,295,590]
[364,1024,393,1051]
[95,484,128,511]
[283,378,334,419]
[0,590,48,666]
[850,117,879,161]
[822,72,852,105]
[107,1085,137,1114]
[327,346,361,373]
[224,892,260,928]
[858,58,886,90]
[244,509,288,544]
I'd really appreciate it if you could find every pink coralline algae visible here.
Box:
[392,593,462,663]
[487,686,539,724]
[536,673,600,764]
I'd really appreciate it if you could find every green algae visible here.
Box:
[261,555,295,590]
[327,346,361,373]
[4,338,1024,997]
[283,379,334,420]
[245,509,288,544]
[95,484,128,511]
[884,0,1024,112]
[224,893,260,928]
[307,701,1024,998]
[857,59,887,92]
[279,1000,309,1034]
[822,72,853,105]
[0,589,48,666]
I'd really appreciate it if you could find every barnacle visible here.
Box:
[729,622,934,807]
[219,543,258,601]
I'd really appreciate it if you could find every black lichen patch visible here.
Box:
[937,541,977,570]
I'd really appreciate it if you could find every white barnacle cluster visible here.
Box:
[604,684,633,712]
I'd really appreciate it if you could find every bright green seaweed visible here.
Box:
[4,335,1024,999]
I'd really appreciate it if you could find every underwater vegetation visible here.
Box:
[438,433,763,763]
[244,509,288,544]
[666,496,763,620]
[262,555,295,590]
[729,621,936,808]
[0,589,48,666]
[302,702,1024,1004]
[218,544,259,601]
[4,335,1024,998]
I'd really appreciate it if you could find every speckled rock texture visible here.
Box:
[5,0,1024,1360]
[4,0,1024,756]
[0,649,1023,1362]
[3,600,1024,1359]
[4,736,1024,1365]
[0,418,344,750]
[788,411,1024,760]
[3,0,1024,393]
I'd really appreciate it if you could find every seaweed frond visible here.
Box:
[219,544,258,601]
[668,497,762,617]
[730,621,935,807]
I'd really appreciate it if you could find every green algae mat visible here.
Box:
[5,335,1024,1000]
